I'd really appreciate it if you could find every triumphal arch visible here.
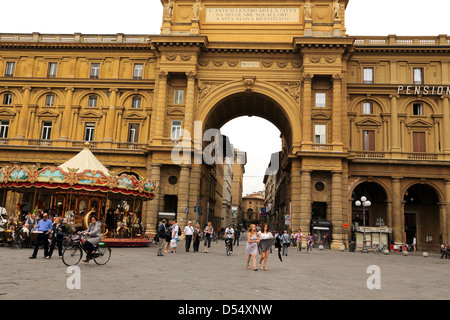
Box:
[0,0,450,250]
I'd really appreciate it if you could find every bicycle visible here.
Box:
[62,234,111,266]
[225,238,232,256]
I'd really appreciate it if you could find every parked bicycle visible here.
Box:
[62,234,111,266]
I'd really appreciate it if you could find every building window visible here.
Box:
[88,95,98,107]
[363,130,375,151]
[413,68,424,85]
[47,62,58,78]
[128,123,140,143]
[84,123,95,141]
[5,62,15,77]
[314,124,326,144]
[363,67,374,84]
[0,120,9,138]
[363,102,373,114]
[173,90,184,104]
[171,120,182,139]
[133,64,143,79]
[413,103,423,116]
[3,93,12,105]
[90,63,100,79]
[315,93,326,108]
[413,132,426,153]
[41,122,52,140]
[132,96,141,108]
[45,94,55,106]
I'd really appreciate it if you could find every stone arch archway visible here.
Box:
[403,183,442,251]
[196,80,302,153]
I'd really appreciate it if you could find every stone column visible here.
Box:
[332,74,342,145]
[442,96,450,152]
[104,88,118,142]
[290,159,302,231]
[59,87,74,140]
[155,71,168,141]
[177,164,191,231]
[16,86,31,139]
[188,164,202,223]
[389,95,400,153]
[299,168,312,234]
[445,180,450,243]
[392,177,403,244]
[146,163,161,235]
[302,74,313,144]
[184,71,196,138]
[331,171,344,249]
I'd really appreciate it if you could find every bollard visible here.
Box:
[422,252,428,258]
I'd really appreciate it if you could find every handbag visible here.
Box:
[170,239,177,248]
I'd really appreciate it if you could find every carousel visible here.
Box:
[0,142,157,247]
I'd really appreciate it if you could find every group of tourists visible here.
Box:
[155,219,220,256]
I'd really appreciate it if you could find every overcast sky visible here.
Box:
[1,0,449,195]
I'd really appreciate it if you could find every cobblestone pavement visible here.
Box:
[1,238,449,300]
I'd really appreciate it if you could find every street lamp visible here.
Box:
[355,196,371,253]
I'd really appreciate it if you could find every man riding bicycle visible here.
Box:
[78,215,102,262]
[224,224,234,254]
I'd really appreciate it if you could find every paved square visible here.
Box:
[0,238,448,300]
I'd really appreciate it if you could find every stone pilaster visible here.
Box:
[392,177,403,244]
[302,74,313,145]
[104,88,118,142]
[155,71,168,142]
[331,170,344,249]
[299,168,312,234]
[59,87,74,141]
[332,74,342,145]
[177,164,191,231]
[146,163,161,235]
[290,159,302,231]
[16,86,31,139]
[389,94,400,153]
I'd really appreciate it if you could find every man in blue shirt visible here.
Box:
[29,213,52,259]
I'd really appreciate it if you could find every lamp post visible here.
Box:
[355,196,371,253]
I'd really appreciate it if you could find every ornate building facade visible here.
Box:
[0,0,449,250]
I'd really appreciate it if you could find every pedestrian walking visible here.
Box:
[258,223,273,271]
[295,229,303,252]
[47,217,66,259]
[29,213,52,259]
[193,223,201,252]
[171,219,179,254]
[164,223,172,253]
[203,221,213,253]
[157,219,167,256]
[440,243,448,259]
[233,226,240,246]
[306,232,313,253]
[184,221,194,252]
[246,224,260,271]
[281,230,290,256]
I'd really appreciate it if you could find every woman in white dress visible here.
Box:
[257,223,273,270]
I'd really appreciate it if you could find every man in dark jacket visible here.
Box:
[157,219,166,256]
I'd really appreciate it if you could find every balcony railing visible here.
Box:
[0,33,151,44]
[353,35,450,46]
[352,150,444,161]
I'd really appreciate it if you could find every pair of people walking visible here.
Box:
[246,224,273,271]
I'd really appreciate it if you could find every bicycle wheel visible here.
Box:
[62,245,83,266]
[94,244,111,265]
